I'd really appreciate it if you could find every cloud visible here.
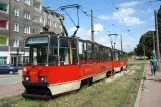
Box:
[119,17,144,26]
[119,1,142,8]
[88,23,104,35]
[68,23,104,40]
[94,23,104,31]
[113,8,135,19]
[98,15,111,20]
[99,8,144,26]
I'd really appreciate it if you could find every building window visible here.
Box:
[13,39,19,48]
[54,22,57,27]
[24,0,30,6]
[24,25,30,34]
[48,20,51,26]
[14,8,19,16]
[24,11,30,20]
[43,18,45,26]
[13,23,19,32]
[59,25,62,31]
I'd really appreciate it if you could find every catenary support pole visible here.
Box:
[153,31,156,57]
[91,9,94,42]
[154,10,161,72]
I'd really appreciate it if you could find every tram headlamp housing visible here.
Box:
[23,67,27,72]
[25,76,30,81]
[39,76,46,82]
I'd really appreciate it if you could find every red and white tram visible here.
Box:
[22,32,128,98]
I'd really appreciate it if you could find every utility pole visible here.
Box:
[120,35,123,52]
[143,45,145,60]
[91,9,94,42]
[154,10,161,72]
[153,31,156,57]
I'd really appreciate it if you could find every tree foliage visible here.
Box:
[134,31,153,58]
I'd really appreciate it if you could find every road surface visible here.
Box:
[0,70,22,86]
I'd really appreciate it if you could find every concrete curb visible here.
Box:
[134,64,146,107]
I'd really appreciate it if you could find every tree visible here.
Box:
[135,31,153,58]
[157,6,161,50]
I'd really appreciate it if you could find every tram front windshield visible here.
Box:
[25,36,58,65]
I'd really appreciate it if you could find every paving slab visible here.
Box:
[140,64,161,107]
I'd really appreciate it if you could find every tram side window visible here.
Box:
[79,41,87,64]
[48,48,58,65]
[100,46,104,62]
[60,38,70,65]
[48,36,58,65]
[104,47,108,61]
[69,39,77,65]
[94,44,100,62]
[87,43,94,63]
[108,48,112,61]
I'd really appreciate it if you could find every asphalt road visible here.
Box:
[0,70,22,86]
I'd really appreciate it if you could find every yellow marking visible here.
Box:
[85,68,91,73]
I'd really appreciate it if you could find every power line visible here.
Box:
[110,0,138,41]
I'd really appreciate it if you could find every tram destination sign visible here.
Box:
[26,37,48,44]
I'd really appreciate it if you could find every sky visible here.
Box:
[42,0,161,52]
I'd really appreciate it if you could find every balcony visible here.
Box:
[0,36,8,49]
[0,28,8,36]
[0,1,8,19]
[33,3,42,14]
[0,20,8,36]
[33,8,41,14]
[34,0,42,3]
[33,16,43,27]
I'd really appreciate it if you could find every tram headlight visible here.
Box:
[39,76,46,82]
[23,67,27,72]
[41,77,44,81]
[25,76,30,81]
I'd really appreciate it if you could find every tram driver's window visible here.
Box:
[60,48,70,65]
[60,38,70,65]
[48,48,58,65]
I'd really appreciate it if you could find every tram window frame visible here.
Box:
[59,37,70,65]
[108,48,112,61]
[78,40,87,64]
[100,45,104,62]
[29,45,48,65]
[48,36,58,65]
[87,42,94,64]
[104,47,109,61]
[94,44,100,63]
[69,39,78,65]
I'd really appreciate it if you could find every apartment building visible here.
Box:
[0,0,64,66]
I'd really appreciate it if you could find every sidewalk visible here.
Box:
[0,83,24,98]
[140,64,161,107]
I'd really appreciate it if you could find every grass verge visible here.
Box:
[0,64,144,107]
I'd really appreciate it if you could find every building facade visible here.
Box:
[0,0,64,66]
